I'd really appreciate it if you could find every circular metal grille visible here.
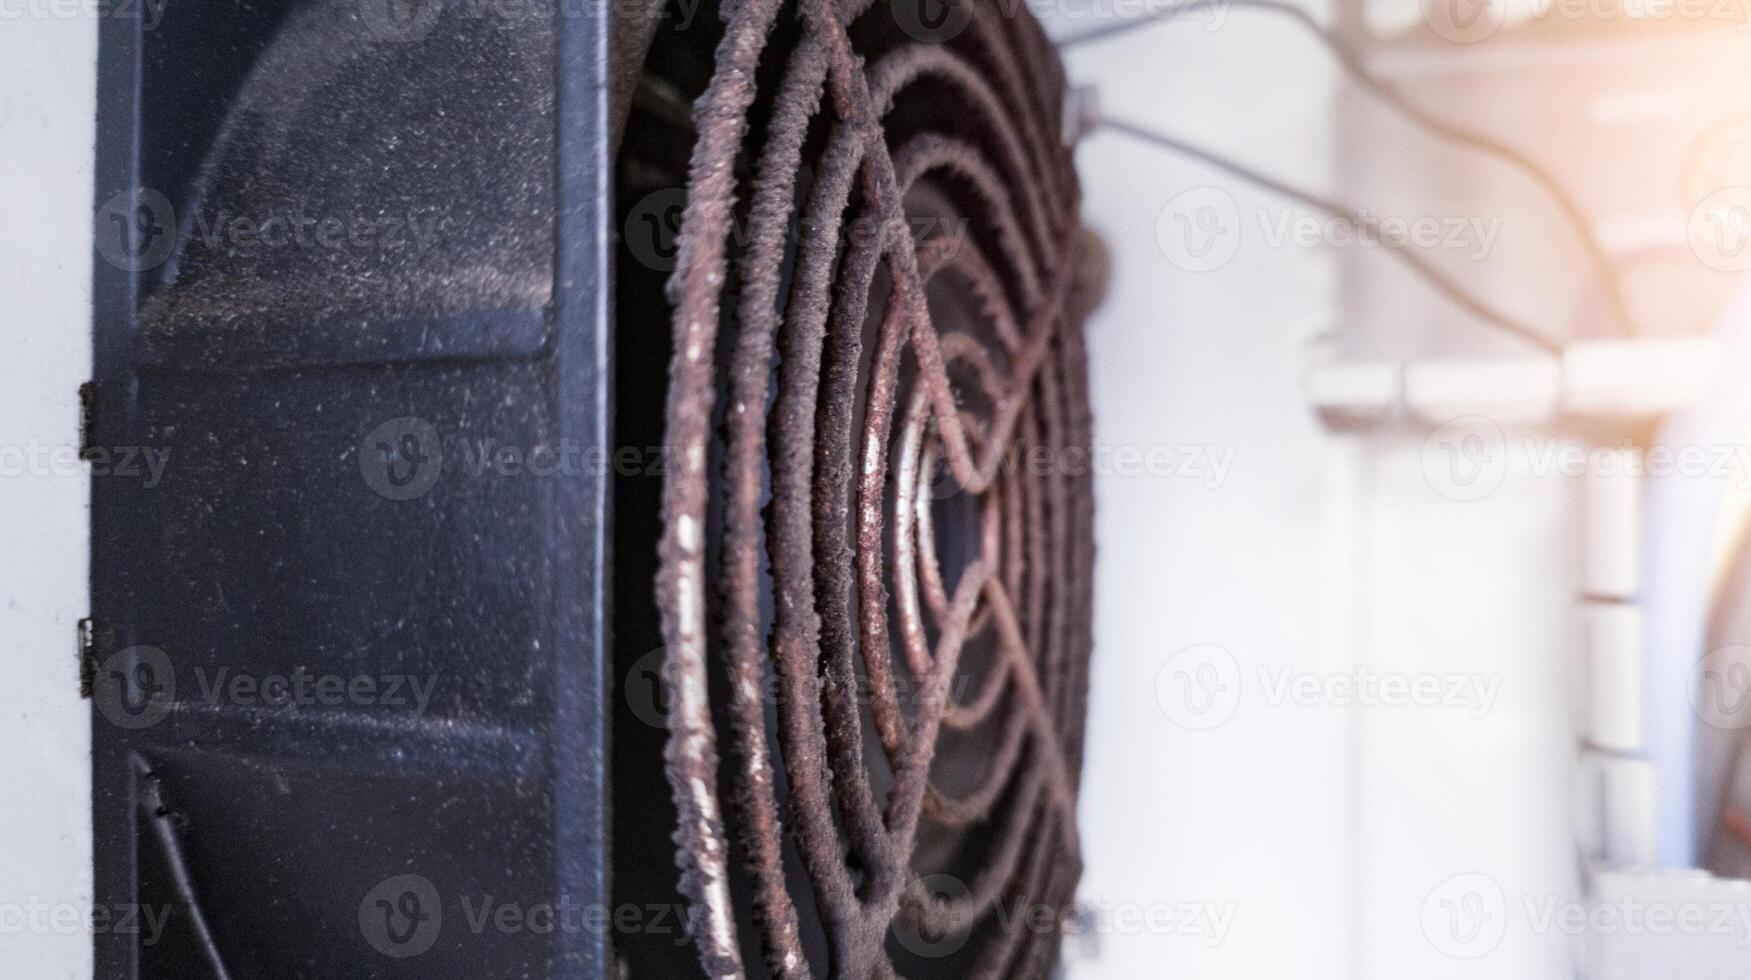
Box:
[653,0,1096,975]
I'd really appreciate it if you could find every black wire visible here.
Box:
[1103,116,1563,353]
[1060,0,1634,339]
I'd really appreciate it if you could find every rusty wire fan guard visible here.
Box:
[653,0,1096,975]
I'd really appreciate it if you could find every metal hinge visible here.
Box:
[78,617,96,699]
[78,381,98,461]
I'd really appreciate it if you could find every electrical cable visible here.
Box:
[1103,115,1564,353]
[1062,0,1635,339]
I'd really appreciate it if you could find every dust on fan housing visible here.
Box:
[613,0,1103,977]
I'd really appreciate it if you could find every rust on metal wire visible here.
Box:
[654,0,1097,975]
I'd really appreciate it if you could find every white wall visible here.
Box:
[1048,5,1584,977]
[0,10,98,979]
